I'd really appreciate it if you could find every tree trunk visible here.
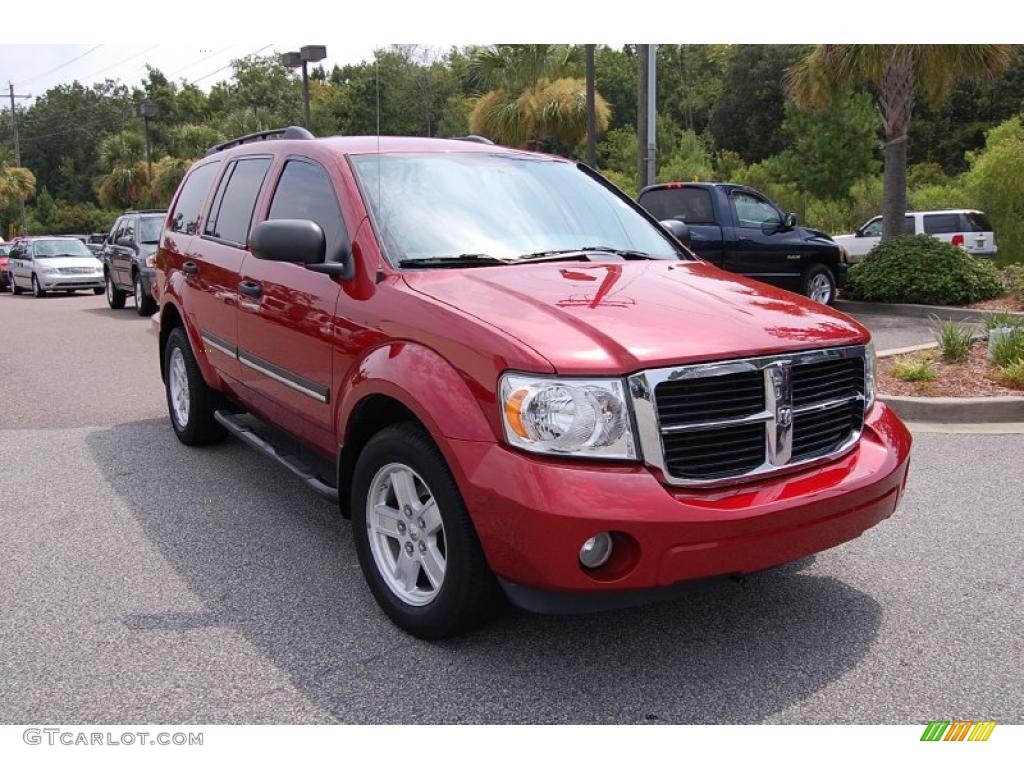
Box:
[879,48,915,240]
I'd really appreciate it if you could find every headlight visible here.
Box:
[37,265,57,274]
[499,373,636,459]
[864,342,876,411]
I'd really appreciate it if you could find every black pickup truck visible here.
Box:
[637,182,847,304]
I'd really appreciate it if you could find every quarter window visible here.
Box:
[267,160,348,261]
[205,157,272,246]
[923,213,961,234]
[170,161,220,235]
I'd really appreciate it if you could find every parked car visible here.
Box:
[636,182,847,305]
[101,210,166,315]
[0,242,11,292]
[153,128,911,638]
[7,236,105,297]
[86,233,107,255]
[834,209,997,262]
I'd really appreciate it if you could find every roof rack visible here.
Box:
[456,135,494,145]
[206,126,314,156]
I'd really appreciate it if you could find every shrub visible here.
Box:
[1004,264,1024,307]
[998,359,1024,390]
[845,234,1006,305]
[965,116,1024,266]
[989,327,1024,367]
[892,356,937,382]
[932,317,974,363]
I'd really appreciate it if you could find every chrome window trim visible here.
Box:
[627,345,867,488]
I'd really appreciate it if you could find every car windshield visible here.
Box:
[139,216,164,244]
[32,239,93,258]
[0,246,9,256]
[350,152,682,264]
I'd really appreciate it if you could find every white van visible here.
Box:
[835,209,997,262]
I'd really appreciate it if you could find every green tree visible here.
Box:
[95,130,150,209]
[788,45,1014,239]
[468,45,610,149]
[965,115,1024,263]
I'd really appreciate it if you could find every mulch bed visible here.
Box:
[964,295,1024,312]
[879,342,1023,397]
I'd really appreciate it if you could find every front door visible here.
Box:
[724,188,801,285]
[236,157,348,440]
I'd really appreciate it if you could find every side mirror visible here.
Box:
[783,212,798,229]
[251,219,326,265]
[117,236,133,247]
[659,218,692,249]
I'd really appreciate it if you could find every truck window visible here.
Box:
[267,160,349,262]
[204,157,272,246]
[903,216,916,234]
[923,213,960,234]
[638,187,716,224]
[731,190,781,228]
[170,161,220,235]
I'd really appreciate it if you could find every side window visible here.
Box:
[862,218,883,238]
[170,161,220,235]
[109,217,123,243]
[122,217,136,244]
[267,160,349,261]
[731,191,781,228]
[923,213,960,234]
[204,157,272,246]
[903,216,916,235]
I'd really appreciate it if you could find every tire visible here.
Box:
[93,287,104,295]
[31,274,46,298]
[11,277,22,295]
[105,272,126,309]
[801,264,836,305]
[163,326,227,446]
[134,272,157,316]
[352,422,503,639]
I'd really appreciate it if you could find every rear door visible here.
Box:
[192,155,273,383]
[112,215,136,288]
[636,185,724,265]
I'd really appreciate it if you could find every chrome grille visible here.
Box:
[628,346,868,487]
[58,266,96,275]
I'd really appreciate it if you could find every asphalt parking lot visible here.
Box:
[1,291,1021,724]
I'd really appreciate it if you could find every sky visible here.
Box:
[0,43,413,103]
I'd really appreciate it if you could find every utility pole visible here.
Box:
[7,82,31,232]
[646,44,657,188]
[585,44,597,168]
[636,45,648,192]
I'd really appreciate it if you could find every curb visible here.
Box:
[880,394,1024,423]
[835,299,1023,323]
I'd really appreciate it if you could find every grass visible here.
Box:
[989,327,1024,367]
[891,356,937,383]
[997,359,1024,390]
[984,311,1024,332]
[931,317,974,363]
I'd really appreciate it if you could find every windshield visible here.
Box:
[33,239,93,258]
[350,153,681,264]
[0,246,9,256]
[139,216,164,244]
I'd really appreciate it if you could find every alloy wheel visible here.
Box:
[809,273,832,304]
[366,462,447,606]
[168,347,190,427]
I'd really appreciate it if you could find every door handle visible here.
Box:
[238,280,262,298]
[182,261,198,276]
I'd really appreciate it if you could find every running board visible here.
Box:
[214,410,339,503]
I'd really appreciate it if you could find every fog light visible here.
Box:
[579,532,613,569]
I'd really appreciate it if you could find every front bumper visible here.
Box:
[447,402,910,609]
[38,272,104,290]
[834,260,849,287]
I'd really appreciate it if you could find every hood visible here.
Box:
[801,226,835,242]
[403,260,869,374]
[37,256,102,269]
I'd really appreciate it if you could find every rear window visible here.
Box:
[170,161,220,235]
[638,187,716,224]
[923,213,961,234]
[963,212,993,233]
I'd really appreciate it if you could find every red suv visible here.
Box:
[152,127,912,638]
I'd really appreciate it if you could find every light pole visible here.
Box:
[8,82,31,232]
[138,100,158,183]
[281,45,327,130]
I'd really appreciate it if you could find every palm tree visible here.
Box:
[468,44,610,149]
[0,162,36,212]
[96,131,151,209]
[788,45,1013,239]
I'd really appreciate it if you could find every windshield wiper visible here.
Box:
[398,254,510,269]
[514,246,658,263]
